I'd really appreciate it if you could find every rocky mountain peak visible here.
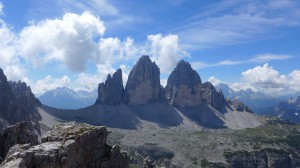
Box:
[165,60,202,107]
[226,99,252,112]
[124,55,163,105]
[96,68,124,105]
[0,68,41,132]
[201,82,227,111]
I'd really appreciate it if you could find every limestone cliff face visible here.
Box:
[124,55,163,105]
[165,60,202,107]
[0,122,130,168]
[201,82,227,111]
[96,68,124,105]
[0,69,41,131]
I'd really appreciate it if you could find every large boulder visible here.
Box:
[124,55,163,105]
[201,82,227,111]
[165,60,202,107]
[0,122,130,168]
[96,68,124,105]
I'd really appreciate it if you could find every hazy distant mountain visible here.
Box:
[39,87,97,109]
[215,83,279,115]
[273,96,300,123]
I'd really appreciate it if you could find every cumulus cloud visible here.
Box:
[231,63,300,96]
[147,34,189,73]
[18,12,105,72]
[33,75,72,95]
[74,64,116,91]
[208,76,221,86]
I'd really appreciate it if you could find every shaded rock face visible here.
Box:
[227,99,252,113]
[1,122,130,168]
[165,60,202,107]
[0,69,15,129]
[201,82,227,111]
[8,81,41,125]
[0,122,38,163]
[96,69,124,105]
[224,149,300,168]
[124,56,163,105]
[0,69,41,131]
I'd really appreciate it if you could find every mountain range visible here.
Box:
[39,87,97,109]
[1,55,300,167]
[215,83,300,123]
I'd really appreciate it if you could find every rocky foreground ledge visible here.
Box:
[0,122,129,168]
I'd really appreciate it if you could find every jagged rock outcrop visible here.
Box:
[201,82,227,111]
[227,99,252,112]
[223,149,300,168]
[124,55,163,105]
[165,60,202,107]
[0,122,130,168]
[96,69,124,105]
[0,122,38,163]
[0,68,41,131]
[0,69,15,129]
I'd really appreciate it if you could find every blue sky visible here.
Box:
[0,0,299,96]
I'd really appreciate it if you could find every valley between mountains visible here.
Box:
[1,56,300,168]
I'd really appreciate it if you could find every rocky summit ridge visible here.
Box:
[0,122,130,168]
[0,69,41,132]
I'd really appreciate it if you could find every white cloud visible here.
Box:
[74,64,115,91]
[119,64,130,86]
[60,0,118,16]
[18,12,105,72]
[208,76,221,86]
[192,53,292,69]
[147,34,189,73]
[33,75,72,95]
[231,63,300,96]
[250,53,292,63]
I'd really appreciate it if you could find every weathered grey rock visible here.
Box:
[124,55,163,105]
[8,81,41,130]
[226,99,252,112]
[0,68,41,132]
[0,122,38,163]
[0,68,15,130]
[96,68,124,105]
[223,149,300,168]
[165,60,202,107]
[201,82,227,111]
[1,122,130,168]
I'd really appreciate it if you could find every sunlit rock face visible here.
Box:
[165,60,202,107]
[124,55,163,105]
[0,122,130,168]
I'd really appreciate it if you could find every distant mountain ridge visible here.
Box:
[215,83,279,114]
[39,87,97,109]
